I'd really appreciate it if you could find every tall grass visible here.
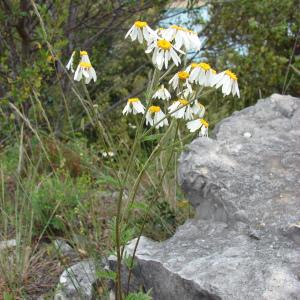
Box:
[0,2,199,299]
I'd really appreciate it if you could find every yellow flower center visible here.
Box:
[128,98,140,103]
[191,62,200,69]
[199,63,211,71]
[187,29,197,35]
[225,70,238,80]
[200,119,209,128]
[211,69,217,74]
[80,51,88,56]
[134,21,148,28]
[179,99,189,106]
[171,25,187,32]
[157,39,172,50]
[79,62,91,68]
[149,106,161,113]
[178,71,189,80]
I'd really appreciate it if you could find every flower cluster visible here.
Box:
[121,21,240,136]
[66,50,97,84]
[64,21,240,137]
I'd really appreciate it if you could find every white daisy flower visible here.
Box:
[168,99,193,120]
[145,106,168,129]
[145,39,184,70]
[187,118,209,137]
[213,70,240,97]
[156,27,166,37]
[162,25,201,51]
[163,25,190,50]
[122,98,145,115]
[74,51,97,84]
[206,68,217,87]
[177,87,194,99]
[192,100,205,117]
[185,62,199,73]
[188,30,201,51]
[66,51,75,72]
[125,21,157,44]
[188,62,216,87]
[169,71,191,91]
[152,85,171,101]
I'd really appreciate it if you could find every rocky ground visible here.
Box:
[118,94,300,300]
[9,94,299,299]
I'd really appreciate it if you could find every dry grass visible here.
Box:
[0,243,80,299]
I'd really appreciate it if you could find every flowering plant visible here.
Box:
[66,19,240,300]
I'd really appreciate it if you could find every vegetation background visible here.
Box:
[0,0,299,298]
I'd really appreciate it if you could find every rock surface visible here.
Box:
[53,239,78,258]
[54,260,99,300]
[121,94,300,300]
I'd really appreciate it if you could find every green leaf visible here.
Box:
[97,175,120,187]
[141,134,163,142]
[96,270,116,280]
[3,292,14,300]
[128,202,149,213]
[123,252,136,270]
[125,290,152,300]
[291,64,300,76]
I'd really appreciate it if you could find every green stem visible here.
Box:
[126,121,180,292]
[114,68,160,299]
[127,120,175,211]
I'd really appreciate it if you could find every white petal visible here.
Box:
[222,77,232,95]
[168,102,179,113]
[122,103,131,115]
[214,72,225,88]
[156,50,164,68]
[145,43,155,54]
[137,28,143,44]
[82,69,90,78]
[164,51,169,69]
[131,27,138,41]
[175,107,186,119]
[133,101,145,114]
[235,81,240,98]
[187,119,201,132]
[164,88,171,100]
[170,48,180,66]
[152,48,158,65]
[145,111,153,126]
[74,66,82,81]
[90,67,97,82]
[125,25,134,39]
[200,125,208,137]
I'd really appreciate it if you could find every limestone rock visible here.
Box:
[120,94,300,300]
[53,239,77,257]
[55,260,99,300]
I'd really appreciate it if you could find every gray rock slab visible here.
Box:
[53,239,78,258]
[121,94,300,300]
[54,260,99,300]
[179,94,300,231]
